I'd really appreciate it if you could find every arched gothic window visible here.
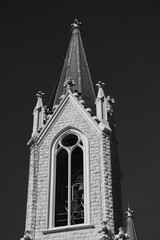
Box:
[48,131,90,229]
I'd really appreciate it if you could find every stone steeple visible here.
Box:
[20,19,137,240]
[126,206,138,240]
[51,18,96,111]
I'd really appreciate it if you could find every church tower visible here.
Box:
[21,19,138,240]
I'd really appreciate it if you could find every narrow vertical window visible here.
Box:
[55,149,68,227]
[71,147,84,225]
[48,131,89,229]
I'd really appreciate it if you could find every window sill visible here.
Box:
[43,224,95,234]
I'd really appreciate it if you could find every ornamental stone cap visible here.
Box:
[96,81,105,100]
[35,91,44,109]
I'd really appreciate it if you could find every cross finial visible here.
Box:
[36,91,44,98]
[98,220,115,240]
[106,95,115,116]
[96,81,105,89]
[115,227,129,240]
[107,95,115,104]
[71,17,82,29]
[64,77,75,90]
[125,203,134,218]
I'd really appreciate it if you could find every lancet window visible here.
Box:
[48,131,89,229]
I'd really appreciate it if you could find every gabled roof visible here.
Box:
[126,207,138,240]
[52,19,96,112]
[36,90,107,145]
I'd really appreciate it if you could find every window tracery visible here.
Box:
[48,131,89,229]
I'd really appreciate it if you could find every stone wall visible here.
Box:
[25,99,114,240]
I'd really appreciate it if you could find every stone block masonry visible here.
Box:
[25,100,115,240]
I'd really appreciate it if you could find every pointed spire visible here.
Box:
[125,205,138,240]
[32,91,44,137]
[52,18,96,111]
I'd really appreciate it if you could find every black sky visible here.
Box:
[0,1,160,239]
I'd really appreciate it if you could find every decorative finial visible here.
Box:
[115,227,129,240]
[107,95,115,104]
[36,91,44,98]
[126,203,134,218]
[98,221,115,240]
[106,95,115,116]
[64,77,75,91]
[96,81,105,89]
[71,17,82,29]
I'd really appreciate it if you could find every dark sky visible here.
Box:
[0,1,160,239]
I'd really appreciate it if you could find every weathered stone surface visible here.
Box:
[25,99,115,240]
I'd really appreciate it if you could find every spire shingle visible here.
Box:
[52,19,96,111]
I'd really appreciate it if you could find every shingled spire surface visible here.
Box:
[53,19,96,111]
